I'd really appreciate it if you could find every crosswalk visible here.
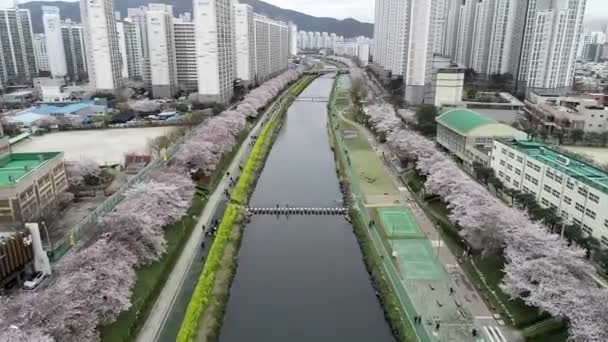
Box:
[482,325,507,342]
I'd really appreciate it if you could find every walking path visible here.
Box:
[333,78,521,342]
[136,93,289,342]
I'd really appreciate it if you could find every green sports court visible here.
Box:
[377,207,422,239]
[393,239,446,280]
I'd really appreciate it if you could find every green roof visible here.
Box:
[436,109,497,134]
[0,152,61,187]
[502,140,608,195]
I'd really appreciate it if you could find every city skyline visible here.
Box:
[3,0,608,23]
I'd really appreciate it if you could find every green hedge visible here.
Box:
[291,76,314,96]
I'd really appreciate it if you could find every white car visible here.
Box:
[23,272,47,290]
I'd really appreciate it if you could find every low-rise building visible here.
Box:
[0,150,68,224]
[491,140,608,244]
[436,109,525,170]
[432,68,464,108]
[524,92,608,133]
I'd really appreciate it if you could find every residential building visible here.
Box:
[491,139,608,244]
[524,93,608,134]
[127,7,149,81]
[442,0,461,57]
[234,4,255,84]
[454,0,476,67]
[61,19,87,82]
[469,0,494,74]
[307,31,314,50]
[253,14,289,84]
[434,0,447,54]
[145,4,177,98]
[173,13,197,92]
[121,18,144,79]
[115,15,129,80]
[373,0,439,104]
[486,0,527,75]
[80,0,123,92]
[0,7,38,85]
[432,68,464,107]
[298,30,307,50]
[436,108,525,170]
[517,0,586,95]
[33,33,49,72]
[194,0,236,104]
[334,41,358,57]
[581,31,606,62]
[42,6,67,78]
[358,43,370,66]
[289,23,298,56]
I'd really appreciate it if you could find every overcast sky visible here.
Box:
[1,0,608,23]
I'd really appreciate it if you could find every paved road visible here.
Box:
[136,95,286,342]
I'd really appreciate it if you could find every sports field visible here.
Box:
[393,240,446,281]
[377,207,422,238]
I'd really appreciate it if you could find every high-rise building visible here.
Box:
[581,31,606,62]
[61,19,88,82]
[517,0,586,94]
[253,14,289,84]
[194,0,236,104]
[145,4,178,98]
[442,0,461,57]
[298,30,307,50]
[289,23,298,56]
[42,6,67,78]
[0,7,37,85]
[33,33,49,73]
[373,0,439,104]
[174,13,197,92]
[486,0,527,75]
[115,13,129,80]
[234,4,255,83]
[80,0,123,92]
[434,0,447,54]
[127,7,149,82]
[122,17,144,79]
[469,0,495,74]
[454,0,476,67]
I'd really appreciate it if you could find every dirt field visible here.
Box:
[562,146,608,165]
[12,127,175,165]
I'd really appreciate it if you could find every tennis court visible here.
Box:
[393,239,446,281]
[378,207,422,238]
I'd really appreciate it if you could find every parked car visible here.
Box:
[23,272,47,290]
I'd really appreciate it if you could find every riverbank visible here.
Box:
[176,77,312,342]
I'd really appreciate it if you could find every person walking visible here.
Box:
[449,287,454,296]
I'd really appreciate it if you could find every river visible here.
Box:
[219,75,394,341]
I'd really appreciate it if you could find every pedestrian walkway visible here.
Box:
[136,92,290,342]
[330,74,519,342]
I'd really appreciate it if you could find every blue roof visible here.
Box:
[7,112,48,125]
[30,106,62,114]
[56,103,90,114]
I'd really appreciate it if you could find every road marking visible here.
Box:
[483,326,507,342]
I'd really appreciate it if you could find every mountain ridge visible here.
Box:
[19,0,373,38]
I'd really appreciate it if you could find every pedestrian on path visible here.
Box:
[435,322,440,331]
[449,287,454,296]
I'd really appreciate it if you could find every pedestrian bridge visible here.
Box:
[294,97,329,103]
[247,207,347,216]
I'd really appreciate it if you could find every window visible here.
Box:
[506,176,511,182]
[516,156,523,163]
[564,196,572,205]
[525,174,532,181]
[586,209,596,220]
[589,193,599,204]
[575,203,585,212]
[582,225,593,235]
[551,190,560,198]
[601,236,608,247]
[527,161,534,168]
[507,164,513,171]
[574,218,582,226]
[501,148,507,155]
[531,178,538,186]
[566,181,575,190]
[578,187,588,197]
[544,185,552,193]
[546,170,554,179]
[508,152,515,159]
[554,175,563,184]
[541,198,549,206]
[500,160,506,166]
[605,219,608,228]
[533,165,541,172]
[499,171,504,177]
[515,168,522,176]
[513,181,519,187]
[523,186,530,193]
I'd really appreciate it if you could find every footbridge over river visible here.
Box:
[246,206,347,216]
[294,97,329,103]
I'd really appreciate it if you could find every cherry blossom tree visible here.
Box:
[130,99,160,113]
[66,159,101,188]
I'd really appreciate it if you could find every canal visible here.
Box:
[219,75,394,341]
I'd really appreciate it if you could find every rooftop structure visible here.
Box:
[0,153,61,187]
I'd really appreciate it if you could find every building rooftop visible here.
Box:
[0,152,61,187]
[501,140,608,195]
[436,109,497,134]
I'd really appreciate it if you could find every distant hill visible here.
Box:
[20,0,373,38]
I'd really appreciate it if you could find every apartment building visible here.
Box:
[146,4,178,98]
[33,33,49,73]
[174,13,197,92]
[127,7,149,82]
[61,19,87,82]
[234,4,255,84]
[80,0,123,92]
[42,6,67,78]
[289,23,298,56]
[0,7,37,85]
[253,14,289,84]
[194,0,236,104]
[491,140,608,245]
[115,16,129,80]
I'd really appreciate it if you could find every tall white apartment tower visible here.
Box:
[455,0,477,67]
[174,13,197,92]
[42,6,67,78]
[80,0,123,92]
[517,0,586,94]
[434,0,447,54]
[61,19,88,82]
[115,13,129,80]
[469,0,495,74]
[194,0,236,104]
[487,0,528,75]
[127,7,148,82]
[33,33,49,72]
[0,7,38,85]
[253,14,289,84]
[289,23,298,56]
[146,4,178,98]
[307,31,314,49]
[234,4,255,83]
